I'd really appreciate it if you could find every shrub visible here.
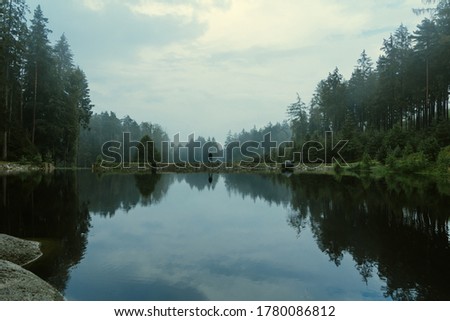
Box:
[397,152,428,173]
[361,152,371,171]
[385,149,397,169]
[376,145,388,164]
[31,153,42,164]
[436,146,450,174]
[418,137,440,162]
[96,154,103,164]
[44,151,53,163]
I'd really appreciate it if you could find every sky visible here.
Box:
[26,0,428,142]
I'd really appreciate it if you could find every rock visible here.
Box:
[0,162,41,174]
[0,234,42,266]
[0,260,64,301]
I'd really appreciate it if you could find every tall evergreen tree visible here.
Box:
[286,93,308,145]
[23,5,56,149]
[348,50,374,130]
[315,68,347,132]
[0,0,28,160]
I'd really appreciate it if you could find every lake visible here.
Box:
[1,171,449,301]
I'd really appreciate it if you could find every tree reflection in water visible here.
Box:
[286,174,450,300]
[0,172,90,294]
[1,171,449,300]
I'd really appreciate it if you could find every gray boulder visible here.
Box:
[0,234,42,266]
[0,234,64,300]
[0,259,64,301]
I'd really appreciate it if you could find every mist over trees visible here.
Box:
[284,0,450,167]
[77,112,169,167]
[1,2,93,165]
[2,0,450,171]
[225,121,292,162]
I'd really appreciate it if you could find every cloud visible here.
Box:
[82,0,107,11]
[197,1,366,51]
[127,0,232,19]
[128,1,196,18]
[26,0,426,141]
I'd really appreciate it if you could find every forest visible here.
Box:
[283,1,450,173]
[1,2,92,165]
[1,0,450,174]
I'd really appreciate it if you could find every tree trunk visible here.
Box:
[3,83,8,161]
[32,61,37,144]
[2,131,6,160]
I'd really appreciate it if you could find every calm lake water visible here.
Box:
[1,171,449,301]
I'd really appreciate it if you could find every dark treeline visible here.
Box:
[284,0,450,169]
[1,2,93,166]
[2,0,450,171]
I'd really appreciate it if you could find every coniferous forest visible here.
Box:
[1,1,450,174]
[0,2,171,167]
[231,1,450,174]
[1,3,92,165]
[2,0,450,304]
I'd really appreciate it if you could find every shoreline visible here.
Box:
[0,162,55,175]
[1,161,448,181]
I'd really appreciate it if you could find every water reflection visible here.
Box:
[177,173,218,191]
[224,174,291,207]
[288,175,450,300]
[0,171,449,300]
[0,172,90,293]
[76,172,172,216]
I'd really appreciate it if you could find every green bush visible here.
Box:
[385,149,397,169]
[418,137,440,162]
[382,125,407,150]
[385,149,428,173]
[397,152,428,173]
[31,153,42,164]
[436,146,450,174]
[376,145,388,164]
[44,151,53,163]
[360,152,371,171]
[402,143,414,157]
[393,145,402,158]
[18,155,28,165]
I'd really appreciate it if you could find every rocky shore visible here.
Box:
[0,234,64,301]
[0,162,55,175]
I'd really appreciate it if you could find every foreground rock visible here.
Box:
[0,234,64,300]
[0,259,64,301]
[0,234,42,266]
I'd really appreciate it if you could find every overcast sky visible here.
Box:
[26,0,427,142]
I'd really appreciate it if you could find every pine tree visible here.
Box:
[23,5,56,149]
[286,93,308,145]
[0,0,28,160]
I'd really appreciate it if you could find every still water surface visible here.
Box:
[1,171,449,300]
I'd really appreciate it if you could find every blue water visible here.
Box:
[65,174,387,300]
[2,172,449,300]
